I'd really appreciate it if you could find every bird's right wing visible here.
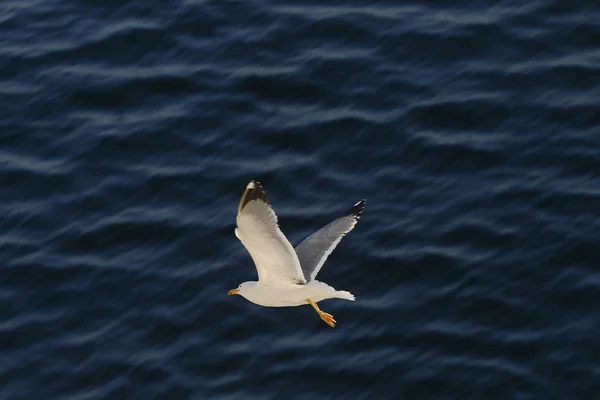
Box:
[235,181,307,285]
[295,199,366,282]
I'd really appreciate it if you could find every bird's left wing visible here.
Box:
[295,199,366,283]
[235,181,306,285]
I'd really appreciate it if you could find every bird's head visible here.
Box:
[228,281,254,297]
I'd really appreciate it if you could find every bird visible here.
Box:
[228,180,365,327]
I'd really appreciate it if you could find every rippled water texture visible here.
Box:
[1,0,600,398]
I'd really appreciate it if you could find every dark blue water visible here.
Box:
[1,0,600,398]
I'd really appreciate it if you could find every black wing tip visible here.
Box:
[238,180,270,214]
[346,199,366,220]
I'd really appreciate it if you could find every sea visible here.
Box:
[1,0,599,399]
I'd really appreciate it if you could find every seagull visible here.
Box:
[228,180,365,327]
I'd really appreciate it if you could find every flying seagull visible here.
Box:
[228,180,365,327]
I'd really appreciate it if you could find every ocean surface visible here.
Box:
[1,0,600,399]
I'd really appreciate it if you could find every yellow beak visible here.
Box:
[228,289,239,296]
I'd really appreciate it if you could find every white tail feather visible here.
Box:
[336,290,355,301]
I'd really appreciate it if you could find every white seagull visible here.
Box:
[228,180,365,327]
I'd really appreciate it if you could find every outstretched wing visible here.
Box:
[294,199,366,282]
[235,181,306,285]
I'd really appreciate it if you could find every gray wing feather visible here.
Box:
[295,199,366,282]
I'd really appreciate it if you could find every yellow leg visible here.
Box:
[307,298,336,328]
